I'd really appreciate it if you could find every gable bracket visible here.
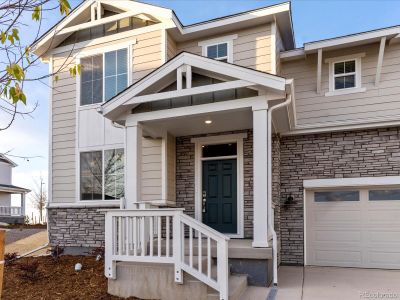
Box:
[375,36,386,86]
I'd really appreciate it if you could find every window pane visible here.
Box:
[207,45,218,58]
[93,79,103,104]
[335,76,345,89]
[217,43,228,58]
[80,57,93,82]
[92,55,103,80]
[117,49,128,74]
[315,191,359,202]
[105,51,116,77]
[345,60,356,73]
[90,25,104,39]
[105,76,116,101]
[117,74,128,94]
[104,149,124,200]
[334,62,345,74]
[80,151,102,200]
[369,189,400,201]
[344,75,355,88]
[80,81,93,105]
[77,29,90,42]
[202,143,237,158]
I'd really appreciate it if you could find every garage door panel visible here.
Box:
[306,188,400,269]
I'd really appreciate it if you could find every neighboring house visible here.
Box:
[0,154,29,224]
[32,1,400,299]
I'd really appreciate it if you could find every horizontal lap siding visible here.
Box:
[51,31,162,204]
[141,138,162,202]
[167,32,177,60]
[282,42,400,128]
[176,24,272,73]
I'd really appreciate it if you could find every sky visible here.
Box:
[0,0,399,220]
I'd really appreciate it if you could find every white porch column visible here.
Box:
[21,193,26,216]
[125,123,142,209]
[252,106,269,248]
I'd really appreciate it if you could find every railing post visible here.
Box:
[217,240,229,300]
[104,212,116,279]
[173,212,183,284]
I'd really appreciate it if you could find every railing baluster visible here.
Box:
[118,217,123,256]
[149,216,154,256]
[166,216,170,257]
[125,217,129,255]
[157,216,162,257]
[133,216,137,256]
[207,237,211,278]
[141,217,145,256]
[189,226,193,268]
[113,217,117,256]
[198,232,202,273]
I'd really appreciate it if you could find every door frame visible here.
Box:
[191,133,246,238]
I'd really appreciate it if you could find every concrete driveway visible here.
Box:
[276,266,400,300]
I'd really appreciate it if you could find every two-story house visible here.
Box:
[32,1,400,299]
[0,154,29,224]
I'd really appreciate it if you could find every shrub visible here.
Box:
[18,260,41,282]
[4,252,19,265]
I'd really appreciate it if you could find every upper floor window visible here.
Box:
[325,53,366,96]
[199,34,238,64]
[80,48,128,106]
[206,43,228,62]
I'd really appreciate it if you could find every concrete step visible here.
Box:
[239,286,270,300]
[207,274,248,300]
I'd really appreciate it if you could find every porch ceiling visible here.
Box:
[142,107,253,137]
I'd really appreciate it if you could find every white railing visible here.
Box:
[104,209,230,300]
[0,206,22,216]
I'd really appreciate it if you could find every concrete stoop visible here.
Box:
[108,260,255,300]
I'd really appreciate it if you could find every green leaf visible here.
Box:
[8,34,14,44]
[59,0,71,16]
[11,28,19,41]
[0,32,6,44]
[20,92,27,105]
[54,75,59,82]
[77,64,81,75]
[32,6,41,21]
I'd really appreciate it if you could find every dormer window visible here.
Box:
[199,34,238,63]
[325,53,366,96]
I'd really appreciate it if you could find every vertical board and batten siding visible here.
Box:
[176,24,273,73]
[281,42,400,128]
[51,30,164,203]
[141,138,162,202]
[275,26,285,75]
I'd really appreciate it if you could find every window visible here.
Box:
[369,189,400,201]
[80,149,124,201]
[206,43,228,62]
[199,34,237,63]
[202,143,237,158]
[326,53,365,96]
[80,48,128,106]
[333,60,356,90]
[314,191,359,202]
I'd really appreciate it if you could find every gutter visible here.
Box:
[267,82,293,286]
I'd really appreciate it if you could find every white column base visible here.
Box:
[252,240,270,248]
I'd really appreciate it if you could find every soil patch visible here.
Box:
[3,255,140,300]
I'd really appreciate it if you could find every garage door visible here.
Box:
[305,188,400,269]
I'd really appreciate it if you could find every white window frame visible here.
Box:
[199,34,238,63]
[76,42,133,108]
[78,146,124,202]
[191,133,246,239]
[325,53,366,97]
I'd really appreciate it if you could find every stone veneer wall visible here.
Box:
[48,207,109,249]
[279,127,400,265]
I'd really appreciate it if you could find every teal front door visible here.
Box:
[202,159,237,234]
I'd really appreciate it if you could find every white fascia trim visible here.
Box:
[280,48,305,61]
[48,202,120,209]
[282,116,400,136]
[304,176,400,189]
[181,2,290,35]
[305,26,400,51]
[325,87,366,97]
[48,55,53,203]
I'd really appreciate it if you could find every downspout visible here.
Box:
[268,80,293,286]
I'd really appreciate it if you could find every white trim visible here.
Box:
[199,34,238,63]
[76,40,136,59]
[161,26,167,63]
[375,36,386,86]
[280,48,305,61]
[270,21,277,75]
[192,133,247,239]
[48,55,53,204]
[316,48,322,94]
[303,176,400,189]
[48,202,120,209]
[326,53,365,96]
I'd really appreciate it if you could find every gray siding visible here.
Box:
[282,42,400,129]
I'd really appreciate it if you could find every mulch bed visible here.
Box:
[3,256,140,300]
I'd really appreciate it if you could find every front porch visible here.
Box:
[0,184,28,224]
[100,52,295,299]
